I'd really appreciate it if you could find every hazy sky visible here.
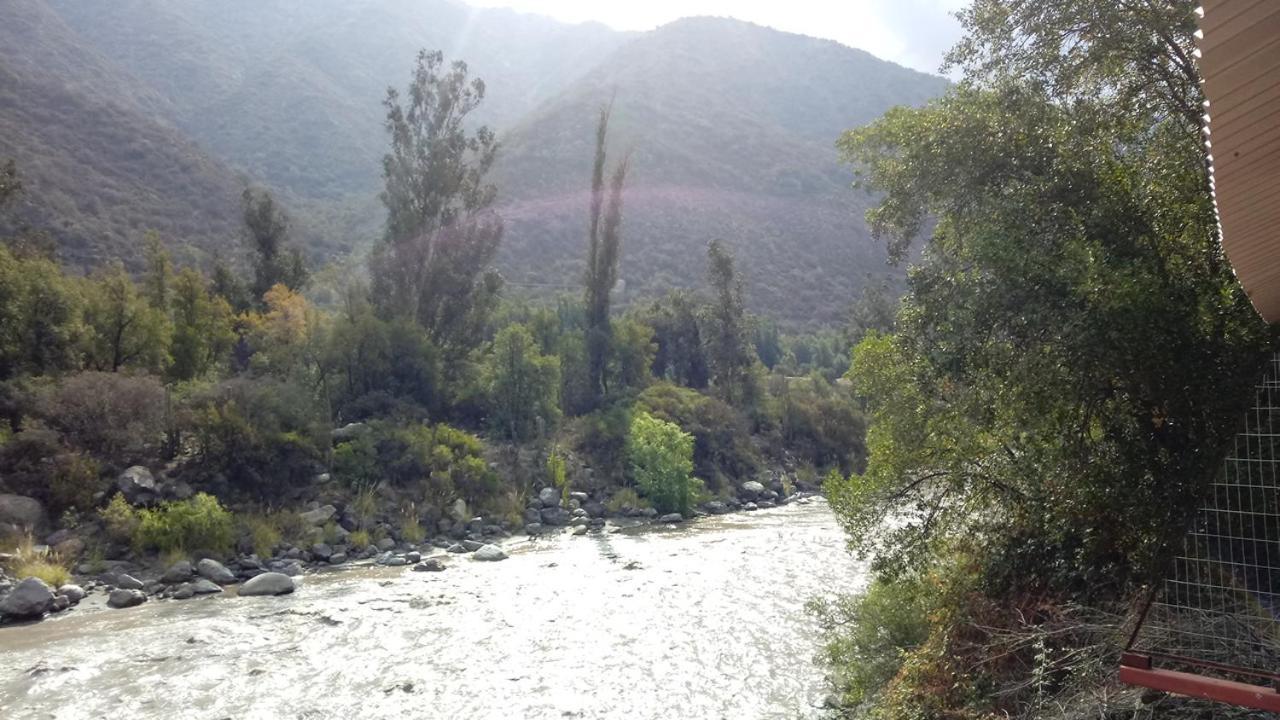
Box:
[467,0,969,75]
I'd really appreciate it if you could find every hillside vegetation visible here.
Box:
[9,1,946,324]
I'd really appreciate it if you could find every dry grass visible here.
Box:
[4,533,71,588]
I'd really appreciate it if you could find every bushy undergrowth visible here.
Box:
[626,411,701,515]
[4,534,71,587]
[134,493,234,555]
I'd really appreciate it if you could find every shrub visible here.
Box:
[605,487,650,514]
[342,421,500,518]
[48,452,103,514]
[4,533,71,587]
[574,404,631,483]
[484,323,561,441]
[809,576,932,711]
[398,503,425,543]
[38,371,167,463]
[99,493,139,544]
[626,411,698,515]
[350,484,379,528]
[638,382,759,491]
[348,528,372,549]
[239,513,283,558]
[181,378,327,500]
[134,493,234,554]
[547,448,569,505]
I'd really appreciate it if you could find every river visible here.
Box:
[0,498,864,719]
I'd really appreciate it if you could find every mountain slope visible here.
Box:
[493,18,948,324]
[0,0,246,270]
[44,0,629,200]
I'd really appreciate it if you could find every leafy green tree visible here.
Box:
[0,245,83,379]
[81,262,170,373]
[752,319,783,370]
[627,410,698,516]
[484,324,561,441]
[169,268,235,382]
[583,102,630,407]
[242,186,308,305]
[371,49,502,361]
[845,278,897,347]
[703,240,759,408]
[642,291,709,388]
[607,316,654,397]
[142,231,174,311]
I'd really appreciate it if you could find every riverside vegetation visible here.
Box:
[0,49,866,624]
[0,3,1260,719]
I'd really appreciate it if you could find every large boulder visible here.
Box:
[56,584,85,604]
[114,574,144,590]
[739,480,766,500]
[540,507,571,527]
[331,422,368,443]
[107,588,147,609]
[190,578,223,595]
[657,513,684,524]
[473,544,507,561]
[0,577,55,619]
[538,487,561,508]
[299,505,337,527]
[195,559,236,585]
[117,467,157,504]
[0,494,46,532]
[238,572,295,597]
[161,560,194,585]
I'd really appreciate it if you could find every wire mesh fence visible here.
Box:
[1128,354,1280,682]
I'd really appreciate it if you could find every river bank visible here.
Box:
[1,498,863,719]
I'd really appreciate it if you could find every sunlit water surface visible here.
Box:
[1,499,863,719]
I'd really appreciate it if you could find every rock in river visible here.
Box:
[196,559,236,585]
[0,577,55,619]
[56,584,85,604]
[473,545,507,562]
[161,560,194,584]
[657,513,684,523]
[108,589,147,609]
[539,486,561,508]
[115,574,144,590]
[190,578,223,595]
[239,572,296,597]
[740,480,765,499]
[413,559,446,572]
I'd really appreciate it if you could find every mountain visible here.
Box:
[0,0,246,271]
[43,0,628,200]
[5,1,947,324]
[492,18,948,324]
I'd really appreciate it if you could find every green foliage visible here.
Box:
[99,493,139,544]
[626,411,697,516]
[607,317,655,398]
[822,3,1274,716]
[182,378,328,500]
[637,382,758,492]
[484,324,561,441]
[326,295,442,420]
[6,534,72,587]
[640,291,709,388]
[371,49,502,361]
[398,502,425,543]
[582,101,631,408]
[47,452,102,515]
[348,528,372,550]
[703,240,761,410]
[134,493,234,554]
[242,186,308,304]
[168,268,236,382]
[80,261,172,373]
[547,447,569,504]
[0,245,83,380]
[574,404,632,484]
[333,420,500,518]
[770,375,865,473]
[239,512,283,558]
[604,486,650,514]
[809,576,932,711]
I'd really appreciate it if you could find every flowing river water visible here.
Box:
[1,498,864,719]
